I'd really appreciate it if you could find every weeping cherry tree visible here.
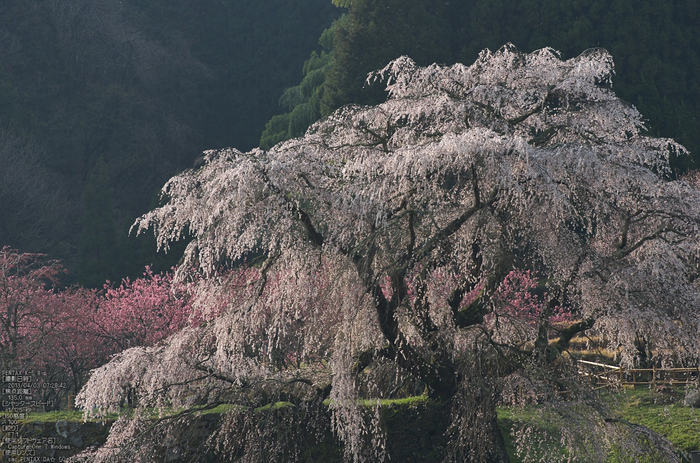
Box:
[74,44,700,462]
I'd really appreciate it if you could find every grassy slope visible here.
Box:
[607,389,700,453]
[498,387,700,462]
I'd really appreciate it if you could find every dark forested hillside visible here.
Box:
[0,0,339,285]
[267,0,700,171]
[122,0,341,152]
[3,0,699,286]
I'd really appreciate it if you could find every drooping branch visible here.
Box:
[450,244,516,330]
[255,163,326,249]
[412,270,438,336]
[453,298,489,329]
[616,214,631,250]
[370,272,400,346]
[356,120,390,153]
[506,93,547,125]
[448,240,483,326]
[452,269,509,329]
[407,210,416,261]
[471,163,481,208]
[357,260,457,397]
[507,106,539,126]
[382,174,495,341]
[534,251,587,355]
[351,345,395,375]
[529,125,561,147]
[534,298,559,354]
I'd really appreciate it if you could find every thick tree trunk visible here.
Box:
[369,274,458,399]
[445,377,511,463]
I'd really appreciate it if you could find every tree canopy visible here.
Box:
[267,0,700,171]
[77,45,699,462]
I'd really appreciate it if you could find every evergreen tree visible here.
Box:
[260,50,333,150]
[321,0,451,114]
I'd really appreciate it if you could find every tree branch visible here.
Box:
[611,226,685,261]
[254,163,326,248]
[294,205,324,247]
[413,187,498,265]
[507,94,547,125]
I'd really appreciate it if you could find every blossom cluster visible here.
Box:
[0,247,192,403]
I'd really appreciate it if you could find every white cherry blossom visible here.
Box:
[76,44,697,462]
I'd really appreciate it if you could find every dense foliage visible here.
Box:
[75,46,700,462]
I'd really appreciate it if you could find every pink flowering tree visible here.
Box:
[48,268,193,400]
[1,247,194,410]
[94,267,192,351]
[491,270,571,323]
[76,45,698,462]
[0,247,80,410]
[40,288,104,395]
[0,247,64,372]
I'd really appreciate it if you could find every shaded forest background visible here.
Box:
[1,0,699,287]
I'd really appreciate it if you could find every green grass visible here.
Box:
[198,403,242,415]
[16,389,699,461]
[254,401,294,411]
[497,404,572,462]
[18,403,245,425]
[498,387,700,462]
[18,409,85,423]
[604,388,700,454]
[19,398,430,423]
[321,395,430,407]
[359,395,430,407]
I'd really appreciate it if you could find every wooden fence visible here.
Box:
[578,360,700,389]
